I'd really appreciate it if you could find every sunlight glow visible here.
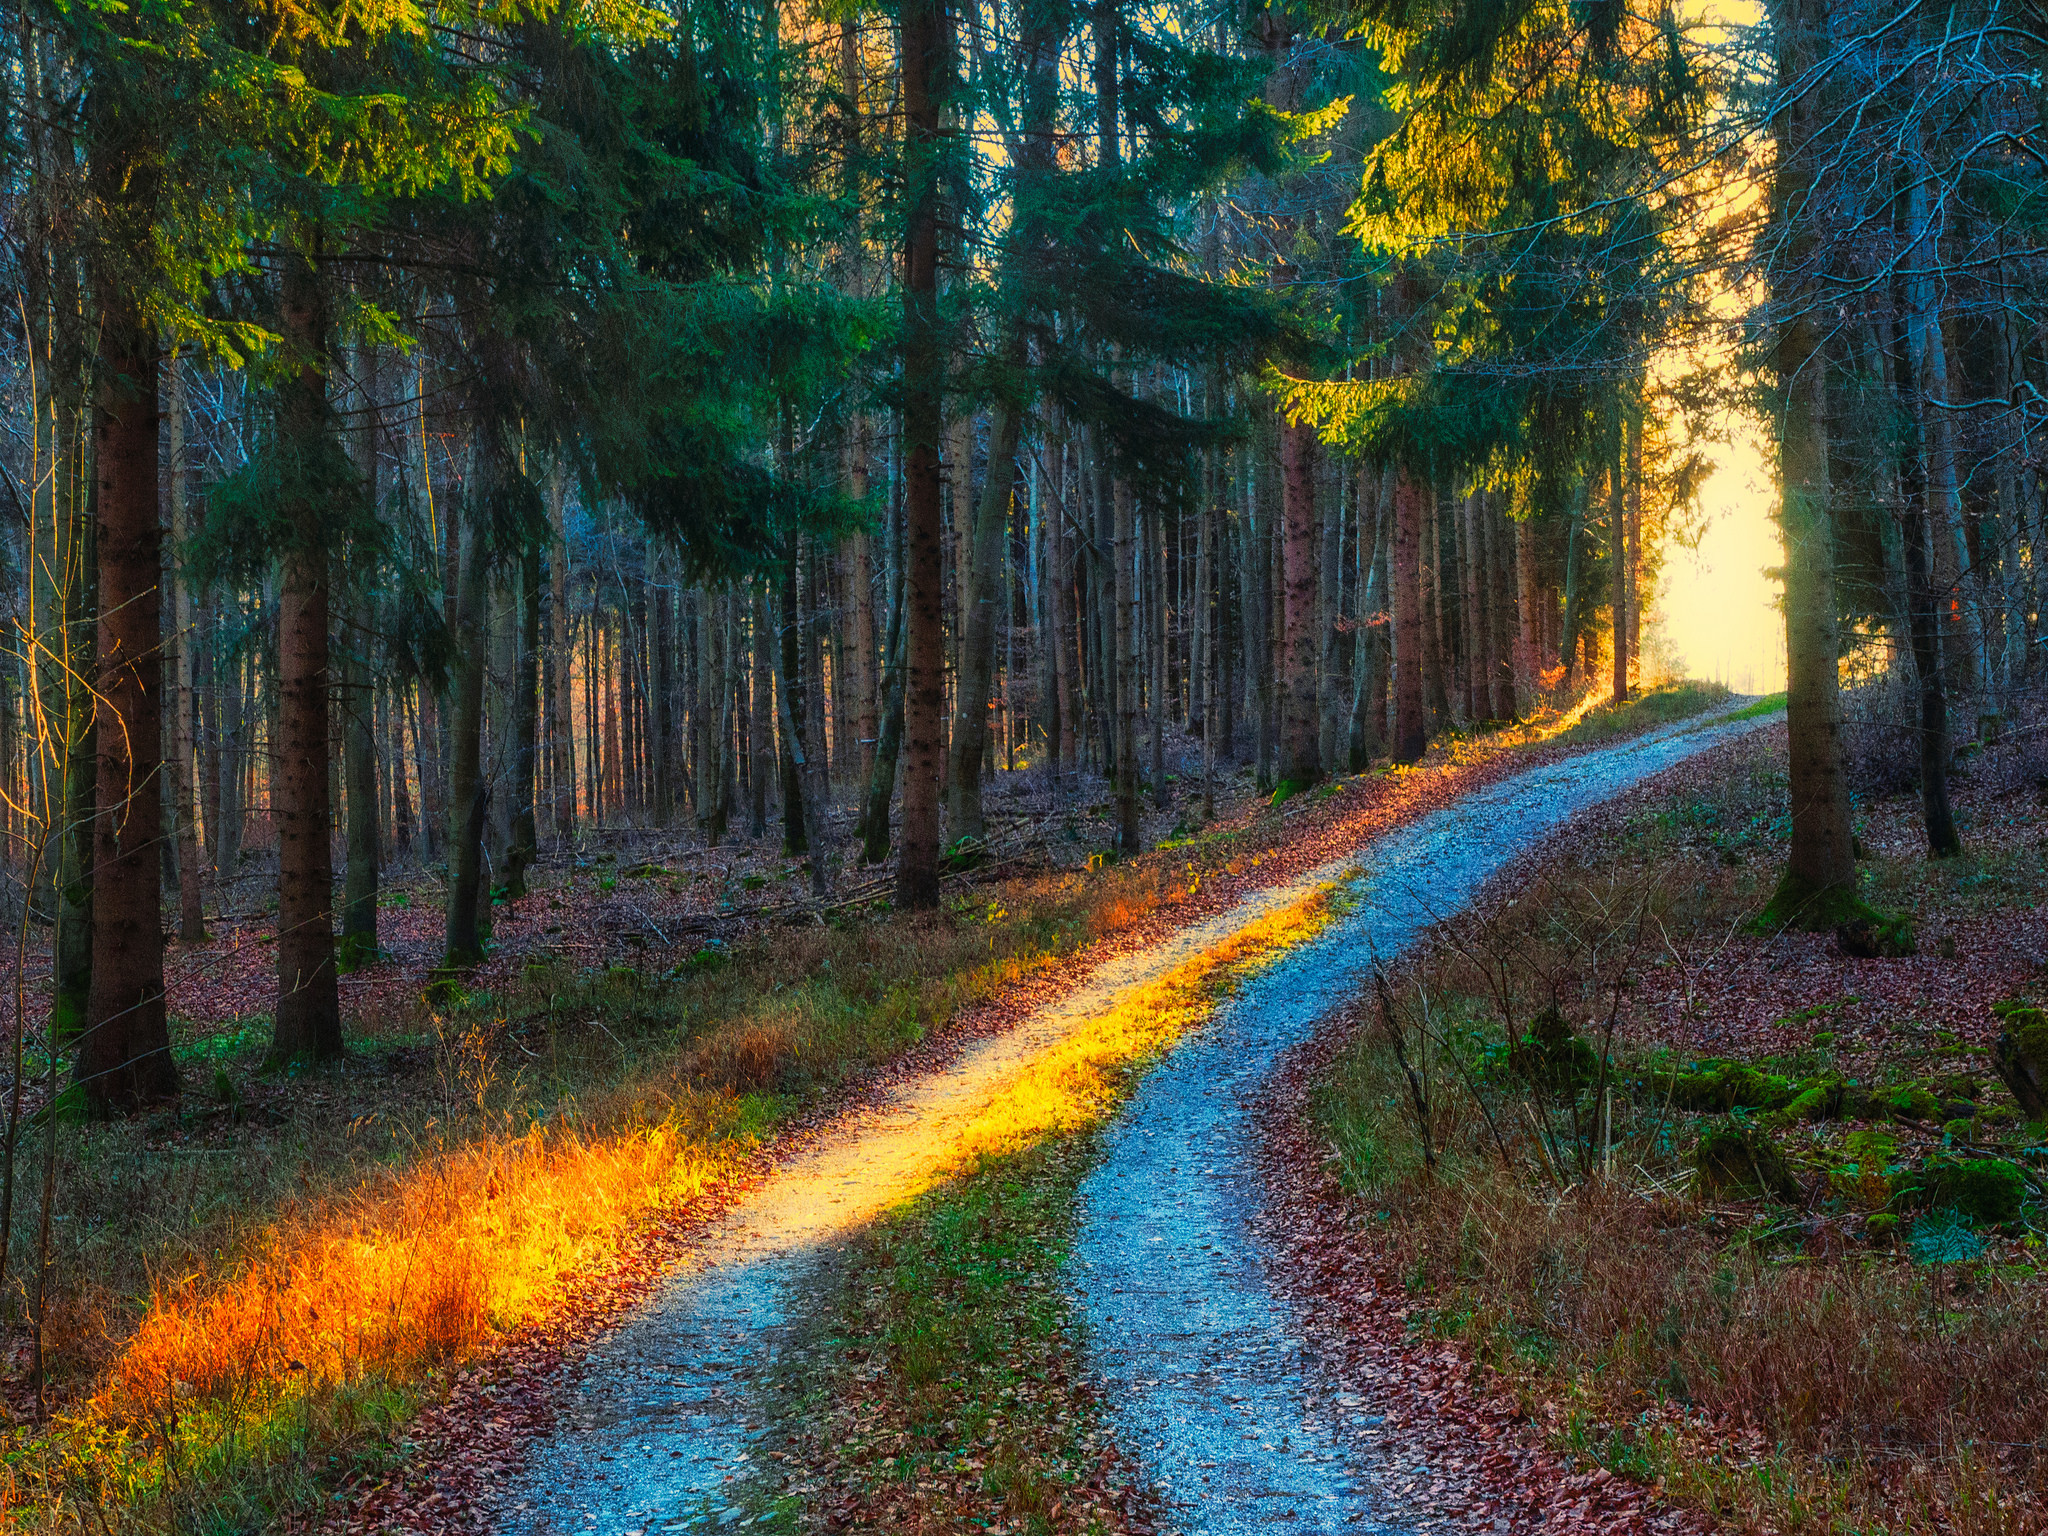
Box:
[1655,422,1787,696]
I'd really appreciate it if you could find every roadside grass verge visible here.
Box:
[0,855,1292,1531]
[759,890,1337,1535]
[1542,679,1737,750]
[1306,744,2048,1536]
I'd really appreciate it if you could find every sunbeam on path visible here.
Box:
[1072,705,1780,1536]
[496,802,1363,1533]
[494,701,1777,1536]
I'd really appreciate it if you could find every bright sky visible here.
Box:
[1654,420,1787,696]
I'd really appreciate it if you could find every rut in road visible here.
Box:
[1072,707,1775,1536]
[494,704,1772,1535]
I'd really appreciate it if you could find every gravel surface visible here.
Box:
[492,782,1416,1535]
[1072,707,1776,1536]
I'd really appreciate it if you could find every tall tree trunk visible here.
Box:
[1891,296,1962,857]
[1391,470,1426,764]
[779,546,808,855]
[1112,473,1142,849]
[946,400,1024,844]
[216,623,244,881]
[79,296,176,1109]
[1462,491,1489,720]
[1422,488,1450,726]
[546,464,575,841]
[750,584,772,838]
[505,537,541,888]
[1269,415,1318,786]
[1610,445,1631,703]
[1764,0,1857,919]
[1488,492,1517,721]
[270,249,341,1062]
[860,505,907,864]
[442,514,491,967]
[897,0,948,908]
[168,354,206,943]
[339,351,380,969]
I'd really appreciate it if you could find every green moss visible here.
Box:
[1865,1212,1899,1243]
[1772,1077,1845,1124]
[1694,1125,1800,1201]
[1835,911,1917,959]
[1880,1086,1942,1123]
[1509,1006,1603,1094]
[1652,1060,1799,1113]
[1900,1158,2029,1225]
[1751,871,1876,935]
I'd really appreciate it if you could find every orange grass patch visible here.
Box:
[93,1088,757,1448]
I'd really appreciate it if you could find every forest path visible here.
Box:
[493,703,1773,1536]
[494,785,1377,1534]
[1070,705,1776,1536]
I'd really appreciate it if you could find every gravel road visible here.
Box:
[496,704,1774,1535]
[1072,707,1776,1536]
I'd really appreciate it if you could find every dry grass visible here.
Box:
[1311,752,2048,1535]
[0,835,1290,1529]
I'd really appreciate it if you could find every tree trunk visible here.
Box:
[896,0,948,909]
[1891,295,1962,857]
[168,354,206,943]
[79,299,176,1110]
[1488,492,1517,721]
[269,250,341,1063]
[547,463,575,841]
[1764,0,1858,921]
[505,537,541,888]
[860,515,907,865]
[1276,414,1321,787]
[1391,470,1426,764]
[441,516,491,968]
[1462,491,1489,720]
[339,352,379,969]
[946,399,1023,844]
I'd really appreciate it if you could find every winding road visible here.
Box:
[495,704,1775,1535]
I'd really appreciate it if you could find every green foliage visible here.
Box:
[1900,1160,2029,1227]
[1693,1124,1799,1202]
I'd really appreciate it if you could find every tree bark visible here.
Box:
[441,515,491,968]
[1276,408,1322,788]
[339,351,380,968]
[1488,492,1517,721]
[1391,470,1427,764]
[896,0,949,908]
[946,400,1024,844]
[1763,0,1858,919]
[79,298,176,1110]
[168,354,206,943]
[270,249,341,1062]
[506,536,542,885]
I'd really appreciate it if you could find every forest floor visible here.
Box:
[1281,722,2048,1536]
[0,680,1761,1533]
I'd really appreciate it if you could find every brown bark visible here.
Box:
[1487,493,1517,721]
[896,0,948,908]
[945,400,1023,843]
[1391,471,1427,764]
[1277,411,1321,787]
[1765,0,1857,917]
[547,462,575,840]
[79,300,176,1110]
[270,251,341,1061]
[168,354,205,942]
